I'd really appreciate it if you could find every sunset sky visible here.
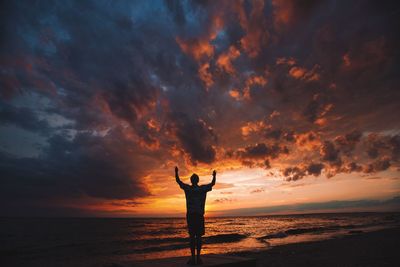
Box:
[1,0,399,217]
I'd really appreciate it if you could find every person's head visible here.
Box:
[190,173,199,185]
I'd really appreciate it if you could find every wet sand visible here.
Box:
[233,226,400,267]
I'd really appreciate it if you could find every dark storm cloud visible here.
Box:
[363,157,391,174]
[236,143,288,160]
[251,1,399,130]
[164,0,186,26]
[282,131,399,180]
[334,130,362,155]
[234,143,288,169]
[320,141,340,162]
[283,162,324,181]
[0,0,176,214]
[306,162,324,176]
[302,95,324,123]
[0,100,50,133]
[102,80,158,127]
[1,0,173,130]
[272,0,323,29]
[344,162,363,173]
[365,134,386,159]
[390,135,400,161]
[264,127,295,142]
[364,134,400,161]
[170,113,217,164]
[0,129,150,201]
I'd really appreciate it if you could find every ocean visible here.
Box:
[1,212,400,266]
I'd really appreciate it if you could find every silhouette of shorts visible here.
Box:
[186,212,205,236]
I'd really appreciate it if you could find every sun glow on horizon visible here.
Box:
[111,167,400,217]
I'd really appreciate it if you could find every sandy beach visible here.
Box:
[233,226,400,267]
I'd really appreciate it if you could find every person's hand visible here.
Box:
[175,166,179,174]
[212,170,216,177]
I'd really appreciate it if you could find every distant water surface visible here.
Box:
[1,212,399,266]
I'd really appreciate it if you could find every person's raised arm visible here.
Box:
[210,170,216,187]
[175,166,188,189]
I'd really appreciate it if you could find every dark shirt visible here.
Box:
[179,183,212,214]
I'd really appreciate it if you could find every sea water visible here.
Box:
[1,212,399,266]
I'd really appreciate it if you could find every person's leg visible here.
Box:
[196,235,203,264]
[187,235,196,265]
[187,213,196,265]
[194,213,205,264]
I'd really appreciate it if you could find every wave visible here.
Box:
[260,232,288,239]
[259,224,360,240]
[222,222,247,226]
[125,236,188,245]
[130,228,178,236]
[129,233,246,245]
[115,243,188,254]
[204,233,247,243]
[116,233,247,255]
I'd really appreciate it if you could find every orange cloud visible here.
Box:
[229,89,241,101]
[276,57,296,66]
[289,66,306,79]
[289,65,320,81]
[314,117,328,127]
[228,74,267,101]
[146,118,160,131]
[272,0,321,30]
[216,46,240,74]
[295,131,321,150]
[176,37,214,62]
[313,103,333,126]
[199,62,214,88]
[341,37,387,72]
[241,120,268,137]
[234,0,268,58]
[243,75,267,100]
[176,14,224,89]
[270,110,281,119]
[272,0,294,28]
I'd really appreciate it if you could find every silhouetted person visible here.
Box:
[175,166,216,265]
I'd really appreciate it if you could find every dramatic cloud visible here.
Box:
[363,157,391,174]
[0,100,51,133]
[0,129,153,208]
[170,114,217,164]
[334,130,362,155]
[237,143,288,160]
[1,0,399,215]
[320,141,340,163]
[234,143,288,169]
[283,162,324,181]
